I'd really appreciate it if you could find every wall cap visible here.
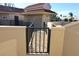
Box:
[0,26,26,28]
[64,21,79,28]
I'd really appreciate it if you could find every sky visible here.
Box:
[13,3,79,18]
[0,3,79,18]
[51,3,79,17]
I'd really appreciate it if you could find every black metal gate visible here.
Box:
[26,27,51,55]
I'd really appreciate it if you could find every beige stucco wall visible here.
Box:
[0,26,26,56]
[63,21,79,56]
[0,13,24,20]
[0,13,24,25]
[50,27,65,56]
[42,14,50,22]
[24,14,54,27]
[24,14,42,27]
[0,13,9,20]
[9,13,24,20]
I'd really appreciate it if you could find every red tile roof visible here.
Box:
[25,3,51,11]
[0,5,24,13]
[0,3,57,14]
[25,3,57,14]
[26,9,57,14]
[26,3,46,8]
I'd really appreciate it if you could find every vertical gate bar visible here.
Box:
[43,28,45,52]
[32,28,34,52]
[30,28,32,53]
[39,28,41,53]
[34,28,36,52]
[26,27,29,53]
[28,28,30,53]
[31,28,33,53]
[35,28,37,53]
[47,28,51,53]
[34,28,36,53]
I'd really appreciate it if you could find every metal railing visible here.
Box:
[26,27,51,55]
[0,19,33,26]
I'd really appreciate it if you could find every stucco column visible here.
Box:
[42,14,50,22]
[0,26,26,56]
[49,27,65,56]
[14,27,26,56]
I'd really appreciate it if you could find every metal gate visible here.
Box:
[26,27,51,55]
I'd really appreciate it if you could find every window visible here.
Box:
[0,16,7,20]
[14,16,19,25]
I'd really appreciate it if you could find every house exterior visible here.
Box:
[23,3,57,27]
[0,3,57,27]
[0,5,24,25]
